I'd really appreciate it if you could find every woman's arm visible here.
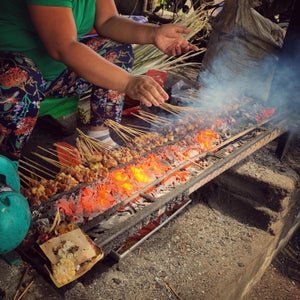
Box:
[94,0,158,44]
[27,5,133,93]
[95,0,199,56]
[28,3,199,106]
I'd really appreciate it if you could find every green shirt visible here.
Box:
[0,0,96,80]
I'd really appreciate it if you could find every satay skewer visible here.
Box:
[13,267,29,300]
[19,177,31,187]
[131,111,171,126]
[37,145,58,157]
[18,165,47,181]
[105,119,149,140]
[18,172,37,184]
[21,157,57,175]
[160,102,195,114]
[19,158,56,179]
[77,128,110,151]
[16,279,34,300]
[31,152,61,168]
[37,145,77,167]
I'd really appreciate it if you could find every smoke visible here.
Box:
[269,33,300,119]
[195,30,300,130]
[197,40,278,103]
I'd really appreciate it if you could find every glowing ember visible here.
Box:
[120,182,134,191]
[142,154,170,176]
[196,129,220,150]
[96,184,118,209]
[214,118,227,128]
[109,169,129,182]
[56,198,84,223]
[128,165,153,183]
[80,186,101,213]
[107,169,136,194]
[257,108,275,123]
[161,170,190,186]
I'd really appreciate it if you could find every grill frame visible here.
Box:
[83,117,289,255]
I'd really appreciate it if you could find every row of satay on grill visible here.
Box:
[21,115,207,206]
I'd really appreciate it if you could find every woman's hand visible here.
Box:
[153,24,199,56]
[125,75,169,107]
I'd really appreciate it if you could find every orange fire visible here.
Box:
[95,184,118,208]
[128,165,153,183]
[80,186,101,213]
[57,126,223,222]
[196,129,220,150]
[161,170,190,186]
[142,153,171,176]
[109,169,130,182]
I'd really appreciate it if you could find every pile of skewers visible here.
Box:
[18,103,207,205]
[19,95,261,206]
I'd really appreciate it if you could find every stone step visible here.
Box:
[194,147,299,233]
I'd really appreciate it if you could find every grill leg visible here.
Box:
[275,131,293,159]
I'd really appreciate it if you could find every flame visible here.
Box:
[196,129,220,150]
[57,126,223,221]
[128,165,152,183]
[108,169,135,193]
[80,186,101,213]
[147,154,171,174]
[121,182,134,191]
[109,169,129,182]
[96,184,118,208]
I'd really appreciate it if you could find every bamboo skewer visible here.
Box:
[76,138,93,161]
[16,279,34,300]
[77,129,97,151]
[131,111,172,127]
[49,208,61,234]
[54,143,78,156]
[21,157,57,175]
[13,267,29,300]
[31,152,61,168]
[37,145,78,167]
[19,158,56,179]
[132,6,209,75]
[19,177,31,188]
[112,121,149,135]
[18,164,46,181]
[37,145,58,158]
[105,120,149,143]
[18,172,38,187]
[160,102,196,115]
[76,128,109,151]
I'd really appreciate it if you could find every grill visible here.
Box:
[19,82,291,283]
[88,117,289,256]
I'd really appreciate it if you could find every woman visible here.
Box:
[0,0,198,159]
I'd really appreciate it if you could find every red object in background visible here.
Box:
[122,69,168,116]
[145,69,168,87]
[55,142,82,168]
[256,107,275,123]
[122,105,142,116]
[87,28,97,35]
